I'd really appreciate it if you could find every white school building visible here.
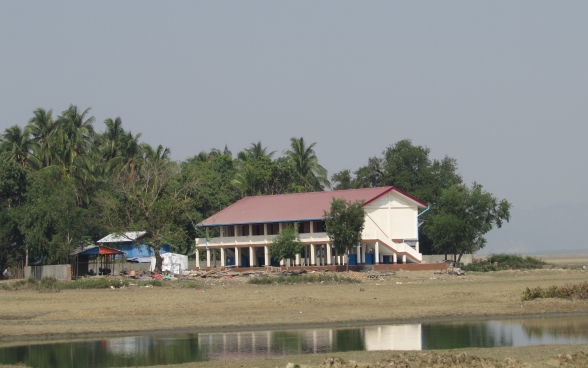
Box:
[195,186,429,270]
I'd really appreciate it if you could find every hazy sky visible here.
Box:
[1,2,587,253]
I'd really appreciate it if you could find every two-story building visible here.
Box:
[195,186,429,270]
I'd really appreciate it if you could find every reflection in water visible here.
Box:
[1,315,587,368]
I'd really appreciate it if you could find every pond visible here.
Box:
[1,315,587,368]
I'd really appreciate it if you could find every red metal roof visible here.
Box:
[199,186,427,227]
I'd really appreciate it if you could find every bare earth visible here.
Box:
[1,267,588,366]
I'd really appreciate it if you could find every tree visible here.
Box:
[324,198,366,271]
[17,166,89,265]
[283,137,330,191]
[268,225,304,270]
[331,139,463,254]
[53,105,95,176]
[28,108,55,168]
[428,183,511,265]
[0,125,39,169]
[97,159,198,272]
[0,161,27,275]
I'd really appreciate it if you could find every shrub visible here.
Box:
[522,282,588,300]
[37,277,60,293]
[464,254,547,272]
[248,273,360,285]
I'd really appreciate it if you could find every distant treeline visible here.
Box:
[0,105,510,272]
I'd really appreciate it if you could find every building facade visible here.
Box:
[195,187,428,269]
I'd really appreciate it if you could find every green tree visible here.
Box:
[53,105,96,177]
[17,166,89,264]
[0,125,39,169]
[324,198,366,271]
[28,108,55,168]
[269,225,304,270]
[428,183,511,265]
[283,137,330,191]
[0,161,27,274]
[97,159,198,271]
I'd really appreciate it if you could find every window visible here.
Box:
[313,221,326,233]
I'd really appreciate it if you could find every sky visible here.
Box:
[1,1,587,254]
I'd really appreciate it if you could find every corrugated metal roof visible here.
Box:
[97,231,147,243]
[70,245,126,256]
[199,186,427,227]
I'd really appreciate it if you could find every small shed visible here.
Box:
[71,245,125,278]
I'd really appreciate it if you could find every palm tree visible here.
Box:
[28,108,55,167]
[283,137,330,191]
[238,141,275,162]
[106,131,143,181]
[142,144,171,163]
[0,125,40,168]
[53,105,96,176]
[231,165,260,197]
[99,117,125,161]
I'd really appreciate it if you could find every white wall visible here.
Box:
[363,192,419,240]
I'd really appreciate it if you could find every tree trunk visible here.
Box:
[25,247,28,267]
[456,252,464,266]
[346,249,349,272]
[153,247,163,273]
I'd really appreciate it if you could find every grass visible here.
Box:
[522,282,588,301]
[0,277,164,292]
[463,253,547,272]
[247,273,360,285]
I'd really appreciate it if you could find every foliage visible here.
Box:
[324,198,365,270]
[96,159,197,272]
[0,161,27,273]
[268,225,305,269]
[283,137,330,191]
[331,139,464,254]
[247,273,360,284]
[38,276,60,293]
[522,282,588,301]
[428,183,511,263]
[463,254,547,272]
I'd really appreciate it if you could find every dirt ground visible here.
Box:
[0,267,587,343]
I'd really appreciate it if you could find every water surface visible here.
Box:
[1,315,587,368]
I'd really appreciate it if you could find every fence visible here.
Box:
[25,265,72,281]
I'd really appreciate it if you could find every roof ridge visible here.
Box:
[241,186,393,200]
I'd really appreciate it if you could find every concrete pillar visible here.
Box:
[402,254,407,264]
[379,253,383,264]
[344,253,348,265]
[195,249,200,269]
[250,246,255,267]
[213,248,217,267]
[264,246,269,266]
[356,245,361,264]
[326,245,332,265]
[295,253,301,266]
[264,223,268,236]
[310,244,316,266]
[206,248,211,268]
[221,248,226,267]
[234,225,238,237]
[375,242,380,265]
[361,244,366,265]
[280,259,284,266]
[249,224,252,237]
[279,222,283,232]
[393,253,398,264]
[235,247,241,267]
[310,221,314,233]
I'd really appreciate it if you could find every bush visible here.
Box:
[463,254,547,272]
[61,278,130,289]
[37,277,60,293]
[522,282,588,300]
[248,273,360,285]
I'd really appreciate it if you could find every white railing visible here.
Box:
[196,228,422,262]
[196,232,329,247]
